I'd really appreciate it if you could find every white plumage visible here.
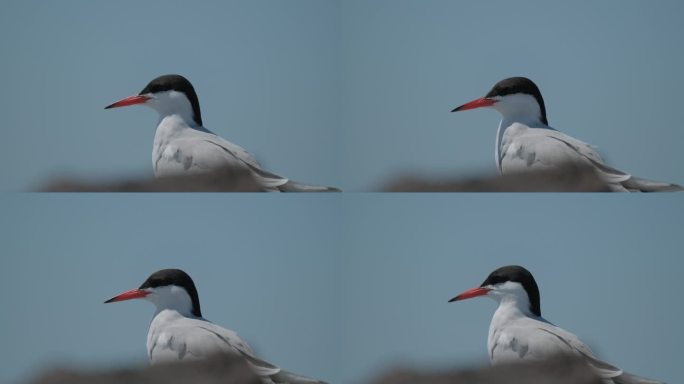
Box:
[454,77,682,192]
[450,266,664,384]
[106,269,326,384]
[106,74,339,192]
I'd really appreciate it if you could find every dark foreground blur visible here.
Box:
[383,164,610,192]
[30,354,600,384]
[40,164,611,192]
[370,355,601,384]
[31,354,261,384]
[41,167,264,192]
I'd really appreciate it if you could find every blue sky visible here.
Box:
[0,2,683,384]
[339,0,684,190]
[0,195,341,383]
[1,1,683,190]
[1,195,683,383]
[0,1,341,190]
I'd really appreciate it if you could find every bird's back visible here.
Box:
[490,315,664,383]
[147,310,328,383]
[491,314,622,375]
[498,123,652,189]
[152,119,289,189]
[147,311,255,364]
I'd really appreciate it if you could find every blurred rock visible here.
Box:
[40,167,264,192]
[370,356,602,384]
[31,354,261,384]
[28,355,602,384]
[383,164,611,192]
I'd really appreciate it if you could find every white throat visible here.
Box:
[487,281,537,320]
[145,285,196,318]
[146,90,199,128]
[492,93,546,128]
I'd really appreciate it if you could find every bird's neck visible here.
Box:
[156,114,197,133]
[491,296,536,325]
[152,93,201,130]
[499,111,547,130]
[151,307,190,323]
[154,114,211,142]
[493,93,547,129]
[146,286,198,319]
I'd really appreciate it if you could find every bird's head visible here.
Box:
[105,268,202,318]
[105,74,203,127]
[451,77,548,126]
[449,265,541,317]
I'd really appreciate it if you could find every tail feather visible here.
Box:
[619,176,684,192]
[278,181,341,192]
[245,164,340,192]
[613,371,665,384]
[269,369,328,384]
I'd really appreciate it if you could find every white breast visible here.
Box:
[147,309,241,364]
[152,116,248,177]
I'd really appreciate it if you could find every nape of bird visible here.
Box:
[105,74,339,192]
[105,269,327,384]
[451,77,682,192]
[449,265,664,384]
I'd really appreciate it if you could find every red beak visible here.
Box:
[451,97,496,112]
[104,289,149,303]
[105,95,151,109]
[448,286,491,302]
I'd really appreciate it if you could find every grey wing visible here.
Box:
[534,323,623,379]
[149,324,244,363]
[193,322,327,383]
[527,130,682,191]
[199,136,289,190]
[192,322,282,377]
[500,128,594,173]
[542,130,632,184]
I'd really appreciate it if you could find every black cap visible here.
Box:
[139,268,202,317]
[485,77,548,125]
[140,74,203,126]
[481,265,541,317]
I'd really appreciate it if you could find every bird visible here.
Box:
[105,268,327,384]
[451,77,682,192]
[105,74,339,192]
[448,265,664,384]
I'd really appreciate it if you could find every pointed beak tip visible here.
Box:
[104,95,150,110]
[449,287,490,302]
[104,289,148,303]
[451,98,495,113]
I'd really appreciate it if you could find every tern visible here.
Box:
[449,265,664,384]
[451,77,682,192]
[105,74,339,192]
[105,268,327,384]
